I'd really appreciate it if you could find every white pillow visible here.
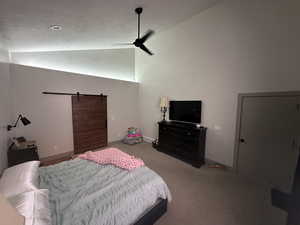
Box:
[8,189,52,225]
[0,161,40,197]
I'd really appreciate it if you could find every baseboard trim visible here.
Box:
[40,151,74,166]
[40,141,123,163]
[143,136,155,143]
[41,151,73,161]
[205,158,234,171]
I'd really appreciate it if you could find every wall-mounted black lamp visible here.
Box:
[7,114,31,131]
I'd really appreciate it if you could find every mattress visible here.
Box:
[39,158,171,225]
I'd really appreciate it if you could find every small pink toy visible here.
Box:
[123,127,143,145]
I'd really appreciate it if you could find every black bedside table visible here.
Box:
[7,143,39,167]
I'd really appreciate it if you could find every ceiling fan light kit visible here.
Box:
[118,7,155,56]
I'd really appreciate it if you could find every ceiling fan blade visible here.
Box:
[139,44,153,55]
[140,30,154,44]
[113,43,134,46]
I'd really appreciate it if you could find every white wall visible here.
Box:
[0,49,11,172]
[136,0,300,167]
[0,48,9,62]
[10,64,139,158]
[11,48,135,82]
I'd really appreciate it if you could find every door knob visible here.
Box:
[240,138,246,143]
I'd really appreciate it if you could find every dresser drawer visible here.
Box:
[158,122,207,168]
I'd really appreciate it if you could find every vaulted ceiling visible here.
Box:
[0,0,221,52]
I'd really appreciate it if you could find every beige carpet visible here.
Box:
[109,142,287,225]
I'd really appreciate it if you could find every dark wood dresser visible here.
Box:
[157,121,207,168]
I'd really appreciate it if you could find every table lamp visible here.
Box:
[160,96,169,121]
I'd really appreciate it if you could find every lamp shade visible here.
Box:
[20,116,31,126]
[160,96,169,108]
[0,193,24,225]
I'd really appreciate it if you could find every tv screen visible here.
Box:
[169,101,202,124]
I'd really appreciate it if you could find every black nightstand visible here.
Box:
[7,144,39,167]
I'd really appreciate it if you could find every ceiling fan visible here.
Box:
[118,7,155,55]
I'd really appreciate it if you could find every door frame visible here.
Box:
[233,91,300,173]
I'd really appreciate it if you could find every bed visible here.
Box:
[0,149,171,225]
[39,157,171,225]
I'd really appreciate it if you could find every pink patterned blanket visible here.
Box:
[78,148,145,170]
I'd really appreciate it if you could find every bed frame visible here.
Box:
[134,198,168,225]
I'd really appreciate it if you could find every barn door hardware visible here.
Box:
[42,91,107,97]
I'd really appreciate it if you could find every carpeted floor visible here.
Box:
[109,141,287,225]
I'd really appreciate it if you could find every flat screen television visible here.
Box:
[169,101,202,124]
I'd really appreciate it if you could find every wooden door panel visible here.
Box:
[74,121,106,130]
[78,138,106,149]
[76,129,107,139]
[73,109,106,115]
[72,96,107,154]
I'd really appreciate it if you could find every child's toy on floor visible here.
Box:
[123,127,143,145]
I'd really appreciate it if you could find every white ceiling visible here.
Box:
[0,0,221,52]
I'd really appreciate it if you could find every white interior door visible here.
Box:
[238,95,300,193]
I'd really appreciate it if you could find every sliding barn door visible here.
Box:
[72,95,107,154]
